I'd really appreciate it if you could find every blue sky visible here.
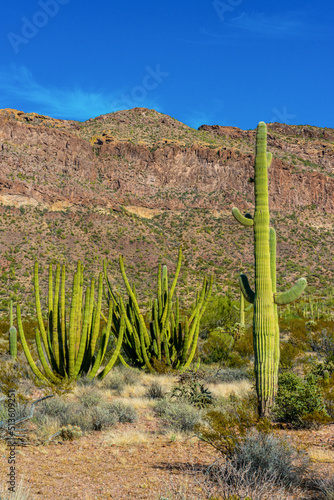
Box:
[1,0,333,130]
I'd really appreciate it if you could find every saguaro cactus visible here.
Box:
[232,122,306,417]
[9,300,17,360]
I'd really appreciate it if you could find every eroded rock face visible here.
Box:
[0,108,333,213]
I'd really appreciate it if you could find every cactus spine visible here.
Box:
[17,261,121,382]
[9,300,17,360]
[232,122,307,417]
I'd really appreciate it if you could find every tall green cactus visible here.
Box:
[9,300,17,360]
[17,261,122,382]
[104,248,213,372]
[232,122,307,417]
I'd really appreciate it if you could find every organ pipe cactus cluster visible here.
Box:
[9,300,17,360]
[104,247,213,372]
[17,261,123,383]
[232,122,307,417]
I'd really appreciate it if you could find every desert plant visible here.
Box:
[34,397,119,432]
[201,367,250,384]
[78,387,104,408]
[201,328,249,368]
[195,392,271,456]
[155,397,203,432]
[90,404,118,430]
[273,371,330,428]
[231,430,310,488]
[170,371,215,408]
[202,328,234,365]
[108,400,138,423]
[232,122,307,416]
[9,300,17,360]
[104,247,213,372]
[145,381,165,399]
[16,261,125,383]
[59,424,82,441]
[233,289,252,328]
[200,293,236,337]
[279,342,302,369]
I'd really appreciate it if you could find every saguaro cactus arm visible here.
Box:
[239,274,255,304]
[274,278,307,305]
[232,208,254,227]
[266,152,272,167]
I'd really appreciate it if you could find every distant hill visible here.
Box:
[0,107,333,317]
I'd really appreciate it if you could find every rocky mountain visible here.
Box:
[0,107,333,317]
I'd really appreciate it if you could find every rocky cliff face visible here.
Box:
[1,107,333,214]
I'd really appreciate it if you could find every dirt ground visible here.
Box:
[1,407,333,500]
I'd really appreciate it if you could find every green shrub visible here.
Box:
[273,372,330,428]
[34,398,121,432]
[279,318,310,351]
[119,366,142,386]
[310,323,334,365]
[102,371,126,394]
[233,326,254,359]
[202,328,234,364]
[279,342,302,369]
[101,366,141,393]
[201,367,250,384]
[202,328,249,368]
[36,396,69,420]
[200,294,237,338]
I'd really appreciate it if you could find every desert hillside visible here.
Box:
[0,107,333,316]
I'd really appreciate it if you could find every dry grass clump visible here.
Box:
[308,447,334,464]
[103,428,150,446]
[207,378,252,400]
